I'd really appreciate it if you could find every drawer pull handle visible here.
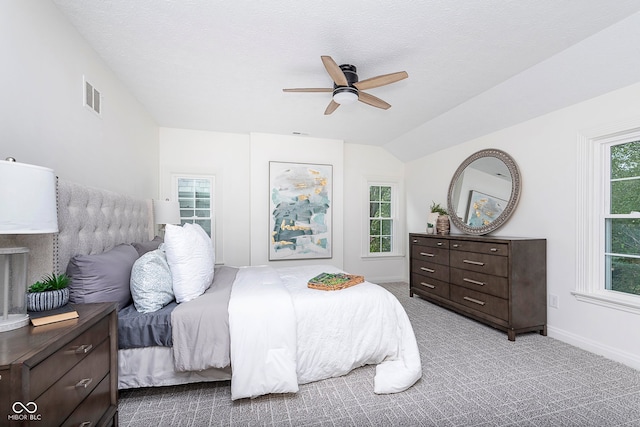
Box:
[463,296,486,306]
[437,242,443,246]
[419,252,435,257]
[453,244,460,248]
[463,259,485,266]
[75,378,93,389]
[420,282,435,289]
[463,278,486,286]
[420,267,435,273]
[75,344,93,354]
[413,239,418,243]
[79,422,92,427]
[490,248,498,252]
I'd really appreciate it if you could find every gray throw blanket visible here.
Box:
[171,266,238,371]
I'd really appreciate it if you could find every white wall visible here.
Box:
[343,143,406,282]
[405,82,640,370]
[159,128,251,267]
[0,1,158,284]
[0,1,158,197]
[250,133,344,268]
[158,129,405,281]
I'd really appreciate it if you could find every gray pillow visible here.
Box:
[130,245,174,313]
[66,243,139,310]
[132,236,164,257]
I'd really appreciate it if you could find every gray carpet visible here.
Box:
[118,283,640,426]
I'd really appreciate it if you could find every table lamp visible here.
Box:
[153,199,180,236]
[0,158,58,332]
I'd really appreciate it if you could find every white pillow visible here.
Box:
[130,245,174,313]
[164,223,215,303]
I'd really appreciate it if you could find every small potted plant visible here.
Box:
[429,201,450,235]
[27,273,70,312]
[426,222,435,234]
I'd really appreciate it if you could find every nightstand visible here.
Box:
[0,302,118,426]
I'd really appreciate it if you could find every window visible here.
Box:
[174,176,214,237]
[605,141,640,296]
[364,180,403,257]
[369,185,393,253]
[575,122,640,313]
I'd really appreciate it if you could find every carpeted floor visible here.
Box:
[118,283,640,426]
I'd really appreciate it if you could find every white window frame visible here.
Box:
[574,118,640,314]
[171,174,215,237]
[362,177,404,258]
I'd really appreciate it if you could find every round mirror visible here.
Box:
[447,149,521,235]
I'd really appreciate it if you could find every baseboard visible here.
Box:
[368,276,407,284]
[548,325,640,371]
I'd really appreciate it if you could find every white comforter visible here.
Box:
[228,265,422,400]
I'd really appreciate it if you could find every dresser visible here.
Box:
[0,303,118,426]
[409,233,546,341]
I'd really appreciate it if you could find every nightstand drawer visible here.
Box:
[30,316,109,400]
[450,285,508,321]
[36,338,110,427]
[61,373,111,427]
[450,250,508,277]
[411,244,449,266]
[412,259,449,283]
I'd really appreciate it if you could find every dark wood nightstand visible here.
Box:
[0,303,118,426]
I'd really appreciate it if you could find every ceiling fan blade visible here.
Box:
[354,71,408,91]
[358,91,391,110]
[283,88,333,93]
[321,55,348,86]
[324,100,340,115]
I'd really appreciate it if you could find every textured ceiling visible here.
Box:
[51,0,640,160]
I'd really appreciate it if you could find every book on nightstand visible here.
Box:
[29,304,79,327]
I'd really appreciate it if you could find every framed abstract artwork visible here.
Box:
[465,190,507,227]
[269,162,332,260]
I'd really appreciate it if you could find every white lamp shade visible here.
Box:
[153,199,181,225]
[0,160,58,234]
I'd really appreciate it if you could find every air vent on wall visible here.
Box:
[83,77,101,115]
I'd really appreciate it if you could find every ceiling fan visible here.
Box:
[283,55,408,115]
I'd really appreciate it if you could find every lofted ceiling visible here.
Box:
[51,0,640,161]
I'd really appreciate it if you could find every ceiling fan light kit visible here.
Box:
[333,87,358,105]
[283,55,408,115]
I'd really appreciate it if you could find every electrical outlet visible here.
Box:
[548,294,559,309]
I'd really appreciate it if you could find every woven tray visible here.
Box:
[307,272,365,291]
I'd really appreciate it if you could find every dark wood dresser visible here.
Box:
[409,233,547,341]
[0,303,118,426]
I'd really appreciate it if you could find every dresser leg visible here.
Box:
[508,329,516,341]
[540,325,547,336]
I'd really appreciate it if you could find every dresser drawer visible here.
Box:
[61,373,111,427]
[412,259,450,283]
[450,240,508,256]
[450,250,508,277]
[36,337,110,427]
[450,285,508,321]
[450,268,509,299]
[410,235,449,249]
[411,273,450,299]
[29,316,109,400]
[411,244,449,266]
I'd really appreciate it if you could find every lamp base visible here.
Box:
[0,313,29,332]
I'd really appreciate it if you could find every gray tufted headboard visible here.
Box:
[54,179,154,275]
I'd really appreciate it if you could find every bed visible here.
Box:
[54,179,422,400]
